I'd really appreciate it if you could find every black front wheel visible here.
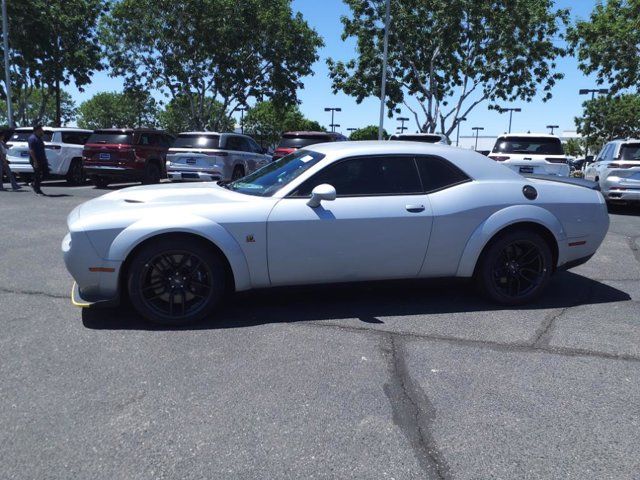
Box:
[93,176,109,189]
[476,230,553,305]
[143,163,161,184]
[127,237,227,326]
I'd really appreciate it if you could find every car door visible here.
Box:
[267,155,433,286]
[585,144,610,180]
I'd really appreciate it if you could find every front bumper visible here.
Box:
[62,231,121,306]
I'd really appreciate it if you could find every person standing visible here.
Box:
[0,128,21,191]
[28,124,48,195]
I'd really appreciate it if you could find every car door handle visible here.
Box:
[405,204,425,213]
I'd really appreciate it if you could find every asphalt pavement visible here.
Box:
[1,180,639,479]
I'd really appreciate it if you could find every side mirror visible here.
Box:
[307,184,336,208]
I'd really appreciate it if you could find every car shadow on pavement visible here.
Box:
[82,271,631,331]
[608,203,640,216]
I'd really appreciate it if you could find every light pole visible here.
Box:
[324,107,341,132]
[237,107,247,134]
[347,127,357,138]
[2,0,13,127]
[472,127,484,151]
[546,124,559,135]
[330,124,341,133]
[579,88,609,158]
[397,117,409,134]
[378,0,391,140]
[498,107,521,133]
[455,117,467,147]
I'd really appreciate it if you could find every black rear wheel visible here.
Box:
[476,230,553,305]
[231,165,245,181]
[93,176,109,189]
[127,237,226,326]
[66,159,85,186]
[143,162,161,184]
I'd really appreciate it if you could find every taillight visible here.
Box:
[608,163,633,168]
[489,155,510,161]
[545,157,567,164]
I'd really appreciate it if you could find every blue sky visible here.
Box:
[68,0,600,137]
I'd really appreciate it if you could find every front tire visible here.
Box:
[231,165,245,181]
[127,237,227,326]
[93,176,109,189]
[475,229,553,305]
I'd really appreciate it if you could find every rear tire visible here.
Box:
[66,159,85,186]
[143,162,161,184]
[127,237,227,326]
[475,229,553,305]
[93,176,109,189]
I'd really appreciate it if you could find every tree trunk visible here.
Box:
[55,79,61,127]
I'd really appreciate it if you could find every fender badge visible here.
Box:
[246,235,256,243]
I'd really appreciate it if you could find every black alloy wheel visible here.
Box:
[127,237,226,326]
[476,230,552,305]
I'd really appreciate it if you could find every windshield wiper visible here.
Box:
[217,180,234,190]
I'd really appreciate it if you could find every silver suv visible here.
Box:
[584,139,640,203]
[166,132,270,182]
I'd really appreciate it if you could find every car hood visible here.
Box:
[68,182,271,231]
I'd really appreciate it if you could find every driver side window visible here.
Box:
[292,155,422,197]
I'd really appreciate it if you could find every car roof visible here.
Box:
[14,127,92,133]
[497,133,560,139]
[283,131,343,138]
[177,131,221,135]
[304,140,522,181]
[391,133,446,137]
[93,128,166,133]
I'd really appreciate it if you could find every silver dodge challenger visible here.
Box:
[63,141,609,326]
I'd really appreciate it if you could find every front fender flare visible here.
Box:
[456,205,567,277]
[107,214,252,291]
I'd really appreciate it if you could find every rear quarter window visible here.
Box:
[415,156,470,192]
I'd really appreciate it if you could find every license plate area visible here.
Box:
[519,166,534,174]
[99,153,111,161]
[20,151,29,157]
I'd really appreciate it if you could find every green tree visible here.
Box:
[575,94,640,153]
[77,91,159,129]
[568,0,640,93]
[1,0,107,126]
[328,0,568,136]
[0,89,75,126]
[243,101,324,147]
[101,0,323,130]
[157,95,235,135]
[563,138,584,158]
[350,125,387,140]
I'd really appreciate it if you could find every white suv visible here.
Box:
[166,132,270,182]
[489,133,570,177]
[584,139,640,203]
[6,127,92,185]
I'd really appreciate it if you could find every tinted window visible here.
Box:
[87,132,133,144]
[415,156,470,192]
[61,132,91,145]
[278,134,331,149]
[173,134,219,149]
[10,131,53,142]
[493,136,563,155]
[620,143,640,160]
[228,150,325,197]
[247,138,262,153]
[137,133,151,145]
[294,156,422,197]
[225,136,243,151]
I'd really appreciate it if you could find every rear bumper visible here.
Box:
[602,177,640,202]
[7,158,33,174]
[84,165,141,180]
[167,166,222,182]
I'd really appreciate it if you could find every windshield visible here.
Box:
[620,143,640,160]
[10,131,53,142]
[278,135,331,149]
[173,134,220,149]
[228,150,325,197]
[390,134,444,143]
[493,136,563,155]
[87,132,133,144]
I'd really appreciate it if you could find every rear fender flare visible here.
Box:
[456,205,567,277]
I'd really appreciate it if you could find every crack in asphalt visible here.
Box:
[531,307,568,347]
[303,321,640,364]
[628,235,640,264]
[382,334,451,480]
[0,287,67,300]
